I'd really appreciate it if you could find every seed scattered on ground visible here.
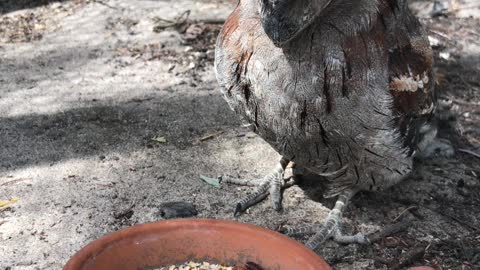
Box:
[152,261,234,270]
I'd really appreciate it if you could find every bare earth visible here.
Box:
[0,0,479,269]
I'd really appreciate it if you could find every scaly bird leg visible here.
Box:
[281,189,368,250]
[221,157,300,216]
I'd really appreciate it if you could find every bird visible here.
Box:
[214,0,453,251]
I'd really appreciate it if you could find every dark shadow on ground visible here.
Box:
[0,0,66,14]
[0,44,105,92]
[0,92,239,172]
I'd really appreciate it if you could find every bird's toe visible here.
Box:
[417,138,455,159]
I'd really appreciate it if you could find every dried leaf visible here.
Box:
[152,136,167,143]
[199,175,221,188]
[0,197,19,208]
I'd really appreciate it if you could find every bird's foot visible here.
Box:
[415,121,455,159]
[281,216,411,250]
[416,126,455,159]
[221,157,300,216]
[280,190,368,250]
[417,137,454,159]
[281,220,368,249]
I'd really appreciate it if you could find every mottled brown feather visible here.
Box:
[215,0,435,196]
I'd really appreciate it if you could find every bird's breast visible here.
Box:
[215,2,397,169]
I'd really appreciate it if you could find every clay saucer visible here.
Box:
[64,218,330,270]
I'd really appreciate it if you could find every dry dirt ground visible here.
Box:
[0,0,479,269]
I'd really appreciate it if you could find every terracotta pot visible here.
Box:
[64,218,330,270]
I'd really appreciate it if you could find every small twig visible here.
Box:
[220,176,258,187]
[425,242,432,252]
[96,183,114,188]
[152,10,190,31]
[90,0,118,10]
[458,148,480,159]
[200,131,224,141]
[422,204,479,232]
[452,99,480,106]
[393,206,418,222]
[368,219,412,243]
[195,18,225,24]
[450,4,480,12]
[0,178,32,186]
[464,29,480,38]
[390,195,479,232]
[428,29,452,41]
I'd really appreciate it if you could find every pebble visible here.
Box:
[158,202,198,219]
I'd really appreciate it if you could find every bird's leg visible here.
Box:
[281,189,368,250]
[221,157,300,216]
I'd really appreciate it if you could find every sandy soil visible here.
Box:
[0,0,479,269]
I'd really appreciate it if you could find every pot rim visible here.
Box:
[64,218,331,270]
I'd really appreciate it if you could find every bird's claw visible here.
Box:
[226,159,300,216]
[280,219,368,250]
